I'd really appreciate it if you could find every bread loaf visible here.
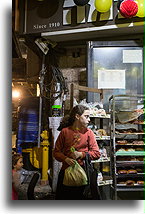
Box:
[125,180,135,186]
[117,140,127,145]
[126,148,135,152]
[118,169,128,174]
[128,169,137,174]
[137,180,144,185]
[95,129,107,136]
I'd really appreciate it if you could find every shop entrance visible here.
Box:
[87,40,144,111]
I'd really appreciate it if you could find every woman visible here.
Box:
[53,105,100,200]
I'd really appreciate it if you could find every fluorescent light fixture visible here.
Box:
[35,38,49,55]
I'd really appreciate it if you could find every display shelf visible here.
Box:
[115,132,145,135]
[116,151,145,156]
[117,184,144,187]
[91,157,110,163]
[90,108,112,195]
[114,135,139,140]
[109,94,145,199]
[95,136,110,140]
[116,186,144,191]
[115,123,139,129]
[115,121,145,125]
[98,179,113,186]
[90,114,110,119]
[116,173,144,178]
[116,161,144,166]
[116,144,144,146]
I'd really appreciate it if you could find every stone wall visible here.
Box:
[58,47,87,110]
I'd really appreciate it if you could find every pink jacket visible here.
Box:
[53,127,100,170]
[12,170,18,200]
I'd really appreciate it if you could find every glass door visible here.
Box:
[87,40,144,111]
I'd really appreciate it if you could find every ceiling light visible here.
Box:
[12,90,21,99]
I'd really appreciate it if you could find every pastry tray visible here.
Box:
[116,151,145,156]
[98,179,113,186]
[115,132,145,135]
[117,184,144,187]
[91,157,110,163]
[116,144,145,146]
[116,161,144,166]
[116,184,144,191]
[95,136,110,140]
[90,114,110,119]
[116,173,144,178]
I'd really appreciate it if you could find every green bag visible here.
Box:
[63,161,88,186]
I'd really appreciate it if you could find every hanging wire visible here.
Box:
[39,65,68,101]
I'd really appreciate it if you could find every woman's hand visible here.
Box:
[65,157,76,166]
[70,151,83,160]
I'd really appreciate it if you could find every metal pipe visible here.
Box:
[41,130,49,184]
[38,55,45,148]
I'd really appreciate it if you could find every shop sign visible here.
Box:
[20,0,144,34]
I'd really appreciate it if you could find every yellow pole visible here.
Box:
[40,130,50,185]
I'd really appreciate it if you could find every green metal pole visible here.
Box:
[143,1,145,209]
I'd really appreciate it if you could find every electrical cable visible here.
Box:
[39,65,68,101]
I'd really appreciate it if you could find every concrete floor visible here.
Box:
[18,182,55,200]
[18,169,55,200]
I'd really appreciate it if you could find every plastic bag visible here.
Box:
[63,161,88,186]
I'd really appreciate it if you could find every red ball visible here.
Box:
[119,0,138,18]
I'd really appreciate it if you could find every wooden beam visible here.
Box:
[70,83,104,109]
[73,83,102,94]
